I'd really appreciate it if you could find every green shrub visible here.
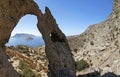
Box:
[90,41,94,45]
[76,59,89,71]
[19,60,36,77]
[74,48,78,53]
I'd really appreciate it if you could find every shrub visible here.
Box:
[19,60,36,77]
[74,48,78,53]
[76,59,89,71]
[90,41,94,45]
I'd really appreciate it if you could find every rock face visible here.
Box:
[0,0,75,77]
[69,0,120,76]
[0,46,19,77]
[37,7,76,77]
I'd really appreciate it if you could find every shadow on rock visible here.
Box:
[77,71,120,77]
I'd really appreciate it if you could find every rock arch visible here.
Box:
[0,0,76,77]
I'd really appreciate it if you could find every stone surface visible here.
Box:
[37,7,76,77]
[6,45,48,77]
[0,0,75,77]
[68,0,120,76]
[0,46,19,77]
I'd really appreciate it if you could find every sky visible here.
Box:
[11,0,113,36]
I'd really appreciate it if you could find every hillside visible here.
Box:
[68,0,120,76]
[6,45,48,77]
[6,0,120,77]
[1,0,120,77]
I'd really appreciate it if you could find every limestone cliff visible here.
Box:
[69,0,120,75]
[0,0,76,77]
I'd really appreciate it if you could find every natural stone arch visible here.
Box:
[37,7,76,77]
[0,0,76,77]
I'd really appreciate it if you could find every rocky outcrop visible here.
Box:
[0,0,75,77]
[69,0,120,76]
[37,7,76,77]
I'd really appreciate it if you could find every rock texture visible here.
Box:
[0,0,75,77]
[6,46,48,77]
[0,46,19,77]
[68,0,120,76]
[37,7,76,77]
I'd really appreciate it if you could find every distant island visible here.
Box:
[6,33,44,47]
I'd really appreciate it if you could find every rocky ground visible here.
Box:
[6,43,120,77]
[6,45,48,77]
[4,0,120,77]
[68,0,120,76]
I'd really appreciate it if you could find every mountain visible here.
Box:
[68,0,120,76]
[6,33,44,47]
